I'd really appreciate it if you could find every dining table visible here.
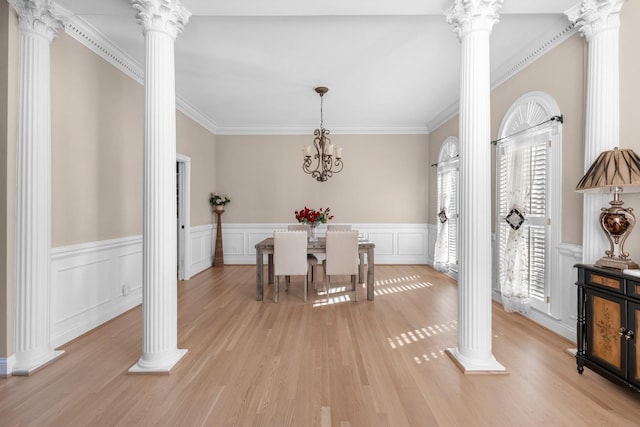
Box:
[254,237,376,301]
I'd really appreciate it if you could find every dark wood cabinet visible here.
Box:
[575,264,640,392]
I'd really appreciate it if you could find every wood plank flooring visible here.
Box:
[1,265,640,426]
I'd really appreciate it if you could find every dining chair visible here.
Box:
[274,231,309,303]
[323,230,360,301]
[288,224,318,287]
[327,224,352,231]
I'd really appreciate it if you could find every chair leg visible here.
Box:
[352,275,358,301]
[303,275,308,302]
[324,273,330,297]
[275,276,280,303]
[310,265,316,289]
[285,275,290,292]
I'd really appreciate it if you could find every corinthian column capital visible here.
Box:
[131,0,191,40]
[445,0,504,40]
[566,0,625,41]
[7,0,65,42]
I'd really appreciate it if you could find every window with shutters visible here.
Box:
[435,137,459,276]
[495,92,562,315]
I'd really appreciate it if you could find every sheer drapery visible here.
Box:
[498,129,549,313]
[434,168,451,272]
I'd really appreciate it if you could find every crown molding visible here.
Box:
[55,3,575,137]
[490,18,576,90]
[215,125,429,136]
[427,18,577,133]
[55,3,218,135]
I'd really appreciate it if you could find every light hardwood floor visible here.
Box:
[1,265,640,426]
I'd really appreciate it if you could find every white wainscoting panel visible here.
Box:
[189,224,214,277]
[221,223,430,265]
[49,224,428,348]
[51,236,143,348]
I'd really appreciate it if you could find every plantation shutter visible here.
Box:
[496,127,550,312]
[435,158,458,273]
[445,166,458,272]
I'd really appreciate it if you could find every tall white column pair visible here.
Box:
[9,0,190,375]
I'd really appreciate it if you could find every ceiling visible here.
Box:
[53,0,579,134]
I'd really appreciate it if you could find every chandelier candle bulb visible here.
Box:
[303,146,311,157]
[326,144,334,156]
[335,147,342,159]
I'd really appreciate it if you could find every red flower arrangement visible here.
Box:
[294,207,334,224]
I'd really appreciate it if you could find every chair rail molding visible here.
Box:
[221,223,431,265]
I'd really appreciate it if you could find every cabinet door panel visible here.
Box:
[629,302,640,389]
[586,289,625,375]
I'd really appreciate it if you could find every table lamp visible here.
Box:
[576,147,640,269]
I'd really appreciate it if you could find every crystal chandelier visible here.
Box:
[303,87,343,182]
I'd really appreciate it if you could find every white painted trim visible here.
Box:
[57,5,218,134]
[427,21,577,133]
[0,354,16,377]
[494,91,563,315]
[54,3,574,137]
[51,237,142,347]
[47,229,580,349]
[176,153,191,280]
[220,223,430,265]
[215,126,430,136]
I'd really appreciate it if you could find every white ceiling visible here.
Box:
[53,0,579,134]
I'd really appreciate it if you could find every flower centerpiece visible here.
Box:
[210,193,231,212]
[294,207,333,242]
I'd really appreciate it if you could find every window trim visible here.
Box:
[436,136,459,278]
[494,92,562,317]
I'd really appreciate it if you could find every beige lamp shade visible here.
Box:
[576,147,640,193]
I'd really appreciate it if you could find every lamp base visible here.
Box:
[595,256,639,270]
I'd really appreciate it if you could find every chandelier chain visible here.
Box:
[302,86,343,182]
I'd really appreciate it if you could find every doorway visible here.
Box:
[176,153,191,280]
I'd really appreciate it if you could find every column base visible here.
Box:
[129,348,188,374]
[12,350,65,376]
[446,347,508,374]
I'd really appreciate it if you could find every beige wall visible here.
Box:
[50,32,216,247]
[619,0,640,260]
[427,116,459,225]
[491,34,587,245]
[216,134,430,224]
[428,2,640,255]
[176,111,216,227]
[51,32,144,247]
[0,2,17,363]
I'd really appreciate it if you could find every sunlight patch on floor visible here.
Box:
[414,350,447,364]
[312,286,354,307]
[387,320,457,349]
[374,274,434,296]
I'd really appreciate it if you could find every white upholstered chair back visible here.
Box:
[273,231,309,302]
[327,224,352,231]
[288,224,311,235]
[287,224,318,287]
[324,230,359,300]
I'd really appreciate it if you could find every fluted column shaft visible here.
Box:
[445,0,505,372]
[9,0,64,375]
[567,0,625,264]
[129,0,190,373]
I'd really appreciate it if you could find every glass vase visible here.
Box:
[309,223,318,242]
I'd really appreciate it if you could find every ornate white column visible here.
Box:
[129,0,190,373]
[445,0,506,373]
[566,0,625,265]
[9,0,64,375]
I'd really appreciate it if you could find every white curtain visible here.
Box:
[501,140,530,312]
[434,166,453,272]
[499,129,550,313]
